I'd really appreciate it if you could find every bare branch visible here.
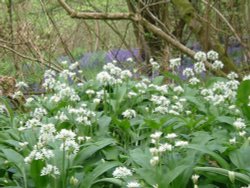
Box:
[58,0,135,20]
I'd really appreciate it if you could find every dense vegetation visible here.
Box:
[1,1,250,188]
[0,52,250,187]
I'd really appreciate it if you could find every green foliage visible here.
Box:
[0,58,249,188]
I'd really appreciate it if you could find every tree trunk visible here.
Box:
[172,0,239,74]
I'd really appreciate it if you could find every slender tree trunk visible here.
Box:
[172,0,239,74]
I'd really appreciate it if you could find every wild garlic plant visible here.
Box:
[0,51,250,187]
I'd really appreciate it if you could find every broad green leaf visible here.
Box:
[93,178,122,186]
[2,149,24,166]
[229,146,250,172]
[81,161,120,188]
[194,167,250,184]
[186,144,229,169]
[236,80,250,120]
[74,138,115,165]
[30,160,48,188]
[163,165,190,185]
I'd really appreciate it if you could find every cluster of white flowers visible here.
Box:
[43,69,57,90]
[97,62,132,86]
[151,91,186,115]
[40,164,60,176]
[69,61,79,70]
[59,69,76,80]
[24,144,55,163]
[201,79,239,106]
[16,81,28,88]
[194,51,207,62]
[149,131,187,166]
[67,105,96,126]
[183,68,194,78]
[194,50,224,71]
[227,72,238,80]
[169,58,181,69]
[127,181,141,188]
[112,166,133,178]
[232,118,248,138]
[135,81,148,94]
[194,62,206,74]
[55,129,80,155]
[212,60,224,70]
[207,50,219,61]
[189,77,200,85]
[122,109,136,119]
[55,111,68,122]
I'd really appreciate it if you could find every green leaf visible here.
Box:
[186,144,229,169]
[236,80,250,120]
[216,116,234,125]
[81,161,120,188]
[30,160,48,188]
[229,146,250,172]
[130,148,152,169]
[74,138,115,165]
[93,178,122,186]
[194,167,250,184]
[2,149,24,166]
[163,165,190,185]
[97,115,111,136]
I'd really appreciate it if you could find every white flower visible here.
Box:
[56,129,76,141]
[169,58,181,69]
[150,156,159,166]
[183,68,194,78]
[194,51,207,62]
[60,140,79,155]
[150,131,162,140]
[233,118,246,129]
[128,91,138,98]
[194,62,206,74]
[165,133,177,139]
[18,142,29,147]
[150,59,160,70]
[149,147,159,155]
[207,50,219,61]
[175,141,188,147]
[173,86,184,94]
[11,91,23,99]
[212,60,224,70]
[227,72,238,80]
[86,89,95,95]
[158,143,172,152]
[93,98,101,104]
[127,181,141,188]
[127,58,133,62]
[112,167,132,178]
[239,131,246,137]
[70,176,79,186]
[121,70,132,79]
[243,75,250,81]
[122,109,136,119]
[69,61,79,70]
[192,174,200,184]
[96,71,115,86]
[16,81,28,88]
[41,164,60,176]
[189,77,200,85]
[229,137,236,144]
